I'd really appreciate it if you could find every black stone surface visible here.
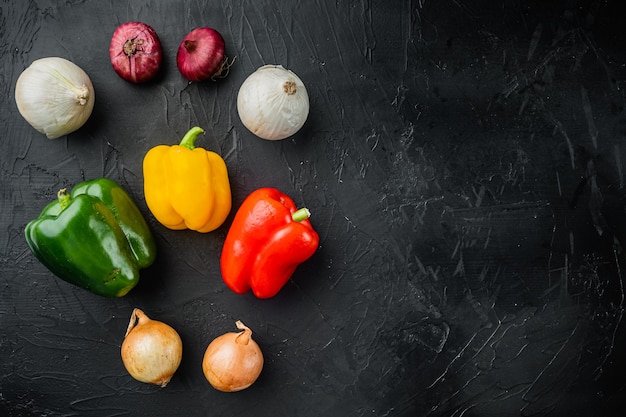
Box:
[2,1,626,416]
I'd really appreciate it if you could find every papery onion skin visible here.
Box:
[202,321,263,392]
[15,57,95,139]
[177,27,229,82]
[121,308,183,387]
[109,22,162,83]
[237,64,309,141]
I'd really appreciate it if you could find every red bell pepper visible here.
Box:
[220,188,320,298]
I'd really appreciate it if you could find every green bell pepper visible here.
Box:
[25,178,157,297]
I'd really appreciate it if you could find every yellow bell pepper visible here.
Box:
[143,126,231,233]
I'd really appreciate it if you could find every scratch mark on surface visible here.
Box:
[581,87,598,149]
[550,116,576,170]
[527,24,543,61]
[615,145,623,189]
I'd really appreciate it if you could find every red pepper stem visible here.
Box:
[292,208,311,222]
[57,188,71,211]
[179,126,205,150]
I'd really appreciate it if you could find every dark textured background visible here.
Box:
[2,1,626,416]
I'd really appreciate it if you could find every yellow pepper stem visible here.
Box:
[179,126,205,150]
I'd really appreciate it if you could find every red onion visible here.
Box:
[109,22,163,83]
[177,27,232,82]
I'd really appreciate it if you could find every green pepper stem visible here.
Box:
[179,126,205,150]
[292,208,311,222]
[57,188,71,210]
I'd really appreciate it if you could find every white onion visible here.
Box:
[15,57,95,139]
[237,64,309,141]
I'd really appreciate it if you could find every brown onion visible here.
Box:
[202,321,263,392]
[121,308,182,387]
[109,22,162,83]
[177,27,232,82]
